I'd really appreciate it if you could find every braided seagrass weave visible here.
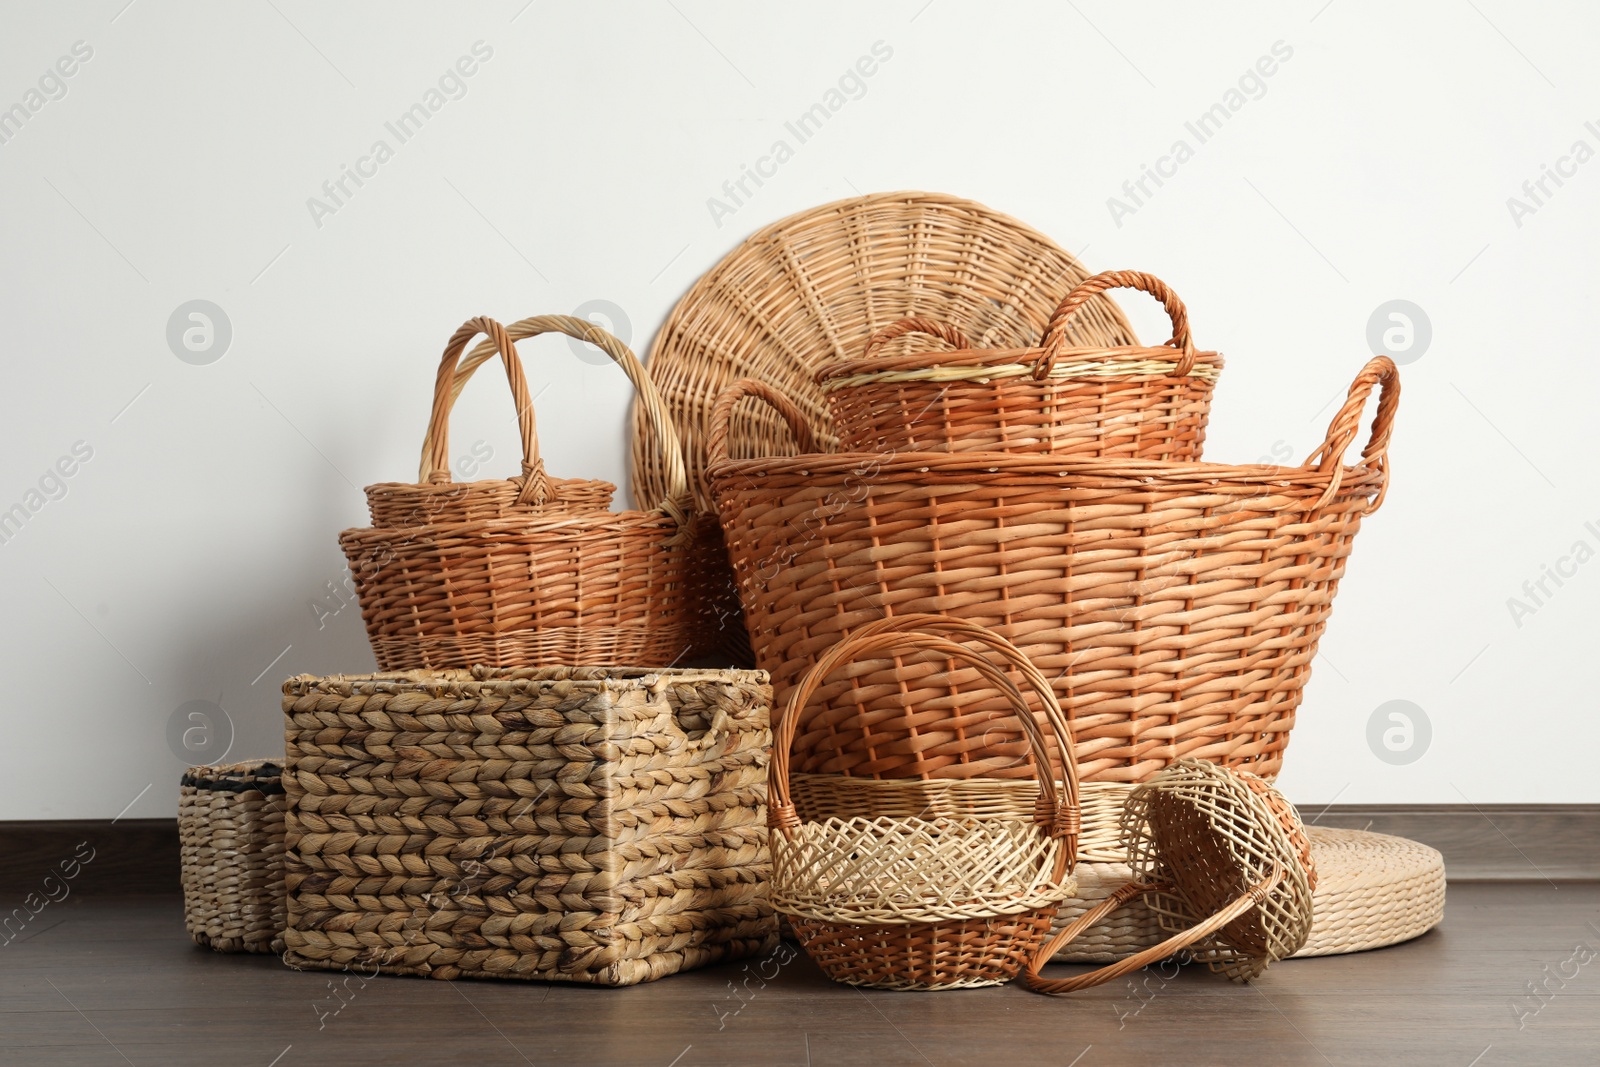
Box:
[707,356,1400,786]
[820,271,1222,460]
[342,316,705,671]
[179,760,286,954]
[769,615,1080,990]
[1025,760,1314,994]
[281,667,776,986]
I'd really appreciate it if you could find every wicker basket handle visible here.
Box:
[1301,356,1400,513]
[422,316,549,506]
[431,314,694,530]
[706,379,819,467]
[1036,270,1196,380]
[1022,865,1286,995]
[860,318,971,360]
[767,615,1080,879]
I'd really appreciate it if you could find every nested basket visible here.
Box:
[281,666,776,986]
[1025,760,1316,994]
[706,357,1400,805]
[341,315,704,671]
[818,271,1222,460]
[179,759,287,954]
[768,615,1081,991]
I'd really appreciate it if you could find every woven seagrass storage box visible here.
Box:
[280,667,777,986]
[817,271,1222,460]
[179,759,287,954]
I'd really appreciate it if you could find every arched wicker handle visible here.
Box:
[706,379,819,467]
[423,317,548,507]
[1037,270,1196,380]
[1022,865,1286,995]
[430,314,694,532]
[861,318,971,360]
[767,614,1080,884]
[1301,356,1400,514]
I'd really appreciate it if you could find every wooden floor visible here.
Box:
[1,883,1597,1067]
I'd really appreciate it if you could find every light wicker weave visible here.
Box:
[1025,760,1314,994]
[820,271,1222,460]
[281,666,776,987]
[341,316,703,671]
[631,191,1137,661]
[178,759,286,955]
[768,615,1080,991]
[706,356,1400,785]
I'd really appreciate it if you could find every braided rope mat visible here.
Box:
[1050,826,1445,963]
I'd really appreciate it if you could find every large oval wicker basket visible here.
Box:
[706,357,1400,790]
[819,270,1222,460]
[768,614,1081,991]
[341,315,703,670]
[629,191,1138,662]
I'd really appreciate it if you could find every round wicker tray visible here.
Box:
[1050,826,1445,963]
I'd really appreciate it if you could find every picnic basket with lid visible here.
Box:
[706,357,1400,804]
[341,315,702,671]
[767,614,1081,991]
[818,270,1222,460]
[1024,759,1316,993]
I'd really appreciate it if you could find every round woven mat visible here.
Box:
[630,190,1136,511]
[1050,826,1445,963]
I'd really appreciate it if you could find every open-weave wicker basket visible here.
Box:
[768,615,1081,991]
[706,357,1400,793]
[281,666,775,986]
[819,271,1222,460]
[341,315,703,670]
[179,759,286,954]
[630,192,1138,662]
[1025,760,1315,994]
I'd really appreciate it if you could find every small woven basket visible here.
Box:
[178,759,286,955]
[1024,760,1315,994]
[342,315,704,671]
[281,666,776,987]
[768,615,1081,991]
[707,356,1400,788]
[818,271,1222,460]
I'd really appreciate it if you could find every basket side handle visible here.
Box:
[706,379,818,468]
[423,316,547,506]
[1300,356,1401,513]
[860,318,971,360]
[1021,866,1286,995]
[767,619,1077,884]
[1036,270,1196,380]
[437,314,695,533]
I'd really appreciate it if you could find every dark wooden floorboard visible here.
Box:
[1,884,1597,1066]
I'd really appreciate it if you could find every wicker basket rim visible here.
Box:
[363,476,618,496]
[180,761,284,794]
[281,667,770,697]
[816,344,1224,383]
[337,507,682,543]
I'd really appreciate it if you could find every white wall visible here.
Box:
[3,1,1594,818]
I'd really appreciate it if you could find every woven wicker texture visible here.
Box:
[179,760,286,955]
[707,357,1400,785]
[281,666,776,987]
[820,271,1222,460]
[630,191,1137,662]
[769,615,1080,990]
[1025,760,1314,994]
[1049,826,1445,962]
[341,316,705,671]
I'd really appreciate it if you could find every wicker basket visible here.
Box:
[1025,760,1315,993]
[341,315,703,671]
[179,760,287,955]
[819,271,1222,460]
[630,192,1138,662]
[706,356,1400,788]
[281,666,776,986]
[768,615,1081,991]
